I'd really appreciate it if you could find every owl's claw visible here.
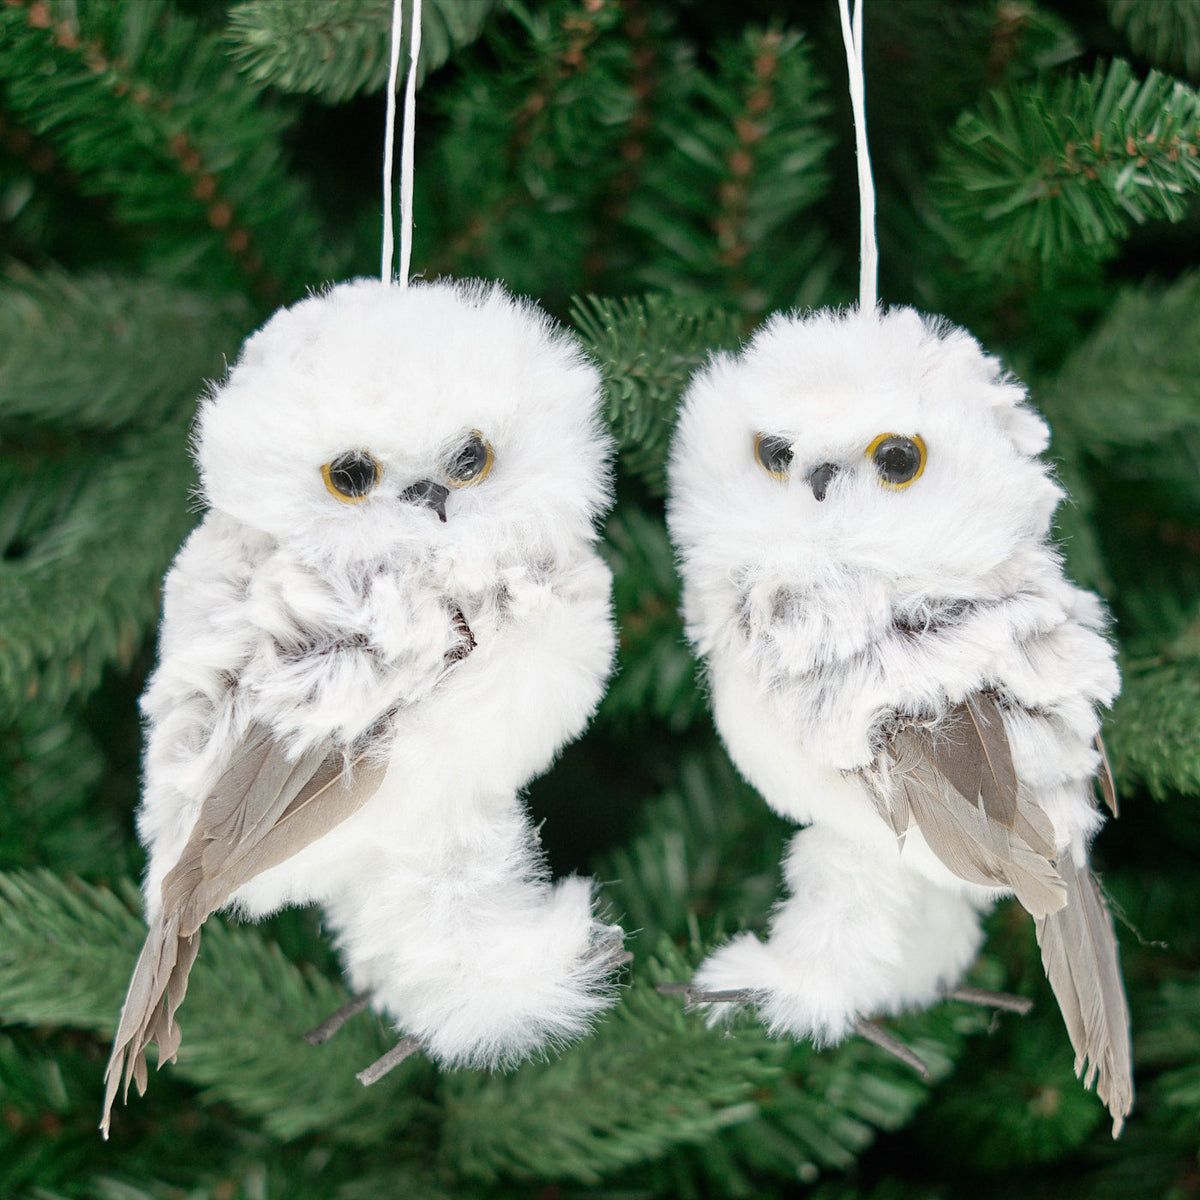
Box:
[303,991,371,1045]
[356,1036,422,1085]
[658,982,930,1078]
[854,1019,930,1079]
[943,985,1033,1015]
[656,982,760,1004]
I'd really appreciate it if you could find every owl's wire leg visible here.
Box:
[356,1036,422,1085]
[303,992,371,1046]
[655,983,759,1004]
[657,983,930,1078]
[854,1019,930,1079]
[944,985,1033,1015]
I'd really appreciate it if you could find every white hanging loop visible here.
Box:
[381,0,422,285]
[837,0,877,314]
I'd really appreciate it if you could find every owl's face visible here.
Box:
[668,306,1063,609]
[195,279,611,571]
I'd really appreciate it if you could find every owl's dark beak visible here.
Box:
[399,479,450,522]
[807,462,839,502]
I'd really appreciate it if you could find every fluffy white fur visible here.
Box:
[666,305,1119,1044]
[137,277,622,1069]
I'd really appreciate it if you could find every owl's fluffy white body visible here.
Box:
[134,278,621,1069]
[668,306,1120,1045]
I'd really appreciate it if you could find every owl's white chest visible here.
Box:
[228,549,615,916]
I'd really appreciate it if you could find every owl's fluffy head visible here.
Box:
[196,278,612,568]
[668,306,1064,610]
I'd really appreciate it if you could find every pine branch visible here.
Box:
[1106,659,1200,799]
[582,0,665,293]
[0,0,331,299]
[0,266,251,431]
[227,0,499,104]
[1038,271,1200,458]
[596,746,789,941]
[649,999,968,1198]
[1109,0,1200,82]
[571,293,742,492]
[424,0,635,301]
[0,414,194,719]
[598,506,701,732]
[0,871,425,1144]
[1137,973,1200,1131]
[912,989,1107,1169]
[0,715,121,877]
[0,1030,96,1198]
[0,269,251,719]
[623,24,834,317]
[0,1025,381,1200]
[1031,271,1200,600]
[935,59,1200,278]
[442,938,965,1191]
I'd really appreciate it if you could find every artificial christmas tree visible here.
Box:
[2,1,1199,1196]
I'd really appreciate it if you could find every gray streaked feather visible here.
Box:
[1035,854,1133,1136]
[890,744,1067,918]
[877,700,1068,919]
[101,728,385,1137]
[921,694,1018,829]
[1095,733,1119,817]
[100,912,195,1138]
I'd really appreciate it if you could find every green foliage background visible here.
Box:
[1,0,1199,1196]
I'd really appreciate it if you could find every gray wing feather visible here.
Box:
[100,726,384,1137]
[865,693,1131,1132]
[889,735,1067,918]
[1035,854,1134,1136]
[1095,732,1119,817]
[874,696,1068,919]
[921,693,1019,829]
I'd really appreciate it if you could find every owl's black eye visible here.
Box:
[867,433,926,489]
[447,430,494,488]
[322,449,381,503]
[754,433,793,480]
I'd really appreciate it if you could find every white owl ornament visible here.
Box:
[100,278,625,1137]
[663,0,1132,1136]
[100,2,624,1136]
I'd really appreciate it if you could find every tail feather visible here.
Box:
[99,914,200,1139]
[1035,854,1133,1136]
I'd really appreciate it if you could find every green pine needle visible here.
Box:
[936,59,1200,277]
[1106,660,1200,799]
[227,0,499,104]
[599,506,702,732]
[0,269,252,719]
[0,870,425,1144]
[0,715,119,876]
[572,293,742,492]
[623,24,834,316]
[1110,0,1200,81]
[0,266,251,431]
[596,746,789,940]
[441,936,962,1189]
[0,0,331,298]
[1041,271,1200,457]
[0,415,196,718]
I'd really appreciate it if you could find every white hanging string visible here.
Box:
[381,0,422,284]
[837,0,877,313]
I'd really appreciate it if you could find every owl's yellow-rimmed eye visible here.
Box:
[446,430,494,488]
[322,449,382,503]
[754,433,793,480]
[866,433,926,489]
